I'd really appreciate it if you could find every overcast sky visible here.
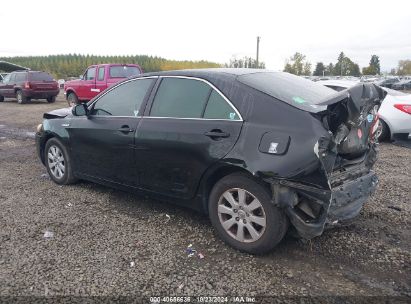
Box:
[1,0,410,72]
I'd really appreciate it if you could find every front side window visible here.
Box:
[204,90,240,120]
[91,78,154,117]
[3,74,11,83]
[97,67,105,81]
[150,78,211,118]
[85,67,96,81]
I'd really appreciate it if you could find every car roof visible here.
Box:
[140,68,275,78]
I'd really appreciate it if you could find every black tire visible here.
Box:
[47,96,56,103]
[44,138,77,185]
[67,92,78,107]
[208,172,288,254]
[0,95,4,102]
[376,119,390,142]
[16,90,28,104]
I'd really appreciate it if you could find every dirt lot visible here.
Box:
[0,93,410,302]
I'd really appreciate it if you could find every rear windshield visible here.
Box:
[238,72,335,111]
[109,66,141,78]
[29,72,53,81]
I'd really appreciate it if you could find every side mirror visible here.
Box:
[79,75,84,80]
[72,103,88,116]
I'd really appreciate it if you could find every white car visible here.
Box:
[317,80,411,141]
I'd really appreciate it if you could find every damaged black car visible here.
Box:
[35,69,386,254]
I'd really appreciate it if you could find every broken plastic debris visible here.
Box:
[178,283,184,290]
[43,231,54,239]
[186,244,198,257]
[130,261,135,267]
[40,173,50,179]
[67,203,73,207]
[165,214,171,222]
[198,253,205,259]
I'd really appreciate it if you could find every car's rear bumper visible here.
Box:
[272,171,378,240]
[23,89,59,99]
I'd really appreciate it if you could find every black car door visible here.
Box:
[67,77,157,186]
[135,76,243,199]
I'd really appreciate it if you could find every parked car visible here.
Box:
[318,79,411,141]
[64,64,142,106]
[392,79,411,91]
[57,79,65,89]
[375,77,400,89]
[36,69,385,254]
[0,70,59,104]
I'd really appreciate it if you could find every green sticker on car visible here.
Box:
[292,96,306,104]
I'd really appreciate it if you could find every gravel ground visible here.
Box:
[0,94,410,302]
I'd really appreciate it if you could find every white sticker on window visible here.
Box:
[229,112,236,120]
[134,110,139,116]
[268,142,279,154]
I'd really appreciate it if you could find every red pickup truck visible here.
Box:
[64,63,142,106]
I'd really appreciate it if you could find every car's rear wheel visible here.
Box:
[0,95,4,102]
[376,119,390,141]
[209,173,288,254]
[45,138,77,185]
[67,92,78,107]
[47,96,56,103]
[16,90,28,104]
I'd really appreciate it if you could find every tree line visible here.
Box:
[284,51,411,76]
[0,54,221,79]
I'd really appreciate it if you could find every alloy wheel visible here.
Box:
[217,188,266,243]
[47,145,65,179]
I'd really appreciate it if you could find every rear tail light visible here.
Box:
[24,82,31,89]
[394,104,411,115]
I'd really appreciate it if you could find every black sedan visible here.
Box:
[36,69,385,254]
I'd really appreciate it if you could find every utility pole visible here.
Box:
[256,36,260,69]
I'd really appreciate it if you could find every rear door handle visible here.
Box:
[204,130,230,139]
[117,125,134,133]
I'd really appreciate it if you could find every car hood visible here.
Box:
[43,107,72,119]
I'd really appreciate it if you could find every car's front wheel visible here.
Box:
[67,92,78,107]
[45,138,77,185]
[0,95,4,102]
[209,173,288,254]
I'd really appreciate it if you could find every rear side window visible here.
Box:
[238,72,335,111]
[97,67,105,81]
[109,66,141,78]
[29,72,53,81]
[150,78,211,118]
[15,73,27,82]
[204,90,240,120]
[91,78,154,117]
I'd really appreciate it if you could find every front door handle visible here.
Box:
[204,129,230,139]
[118,125,134,133]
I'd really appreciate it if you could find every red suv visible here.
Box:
[0,70,59,104]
